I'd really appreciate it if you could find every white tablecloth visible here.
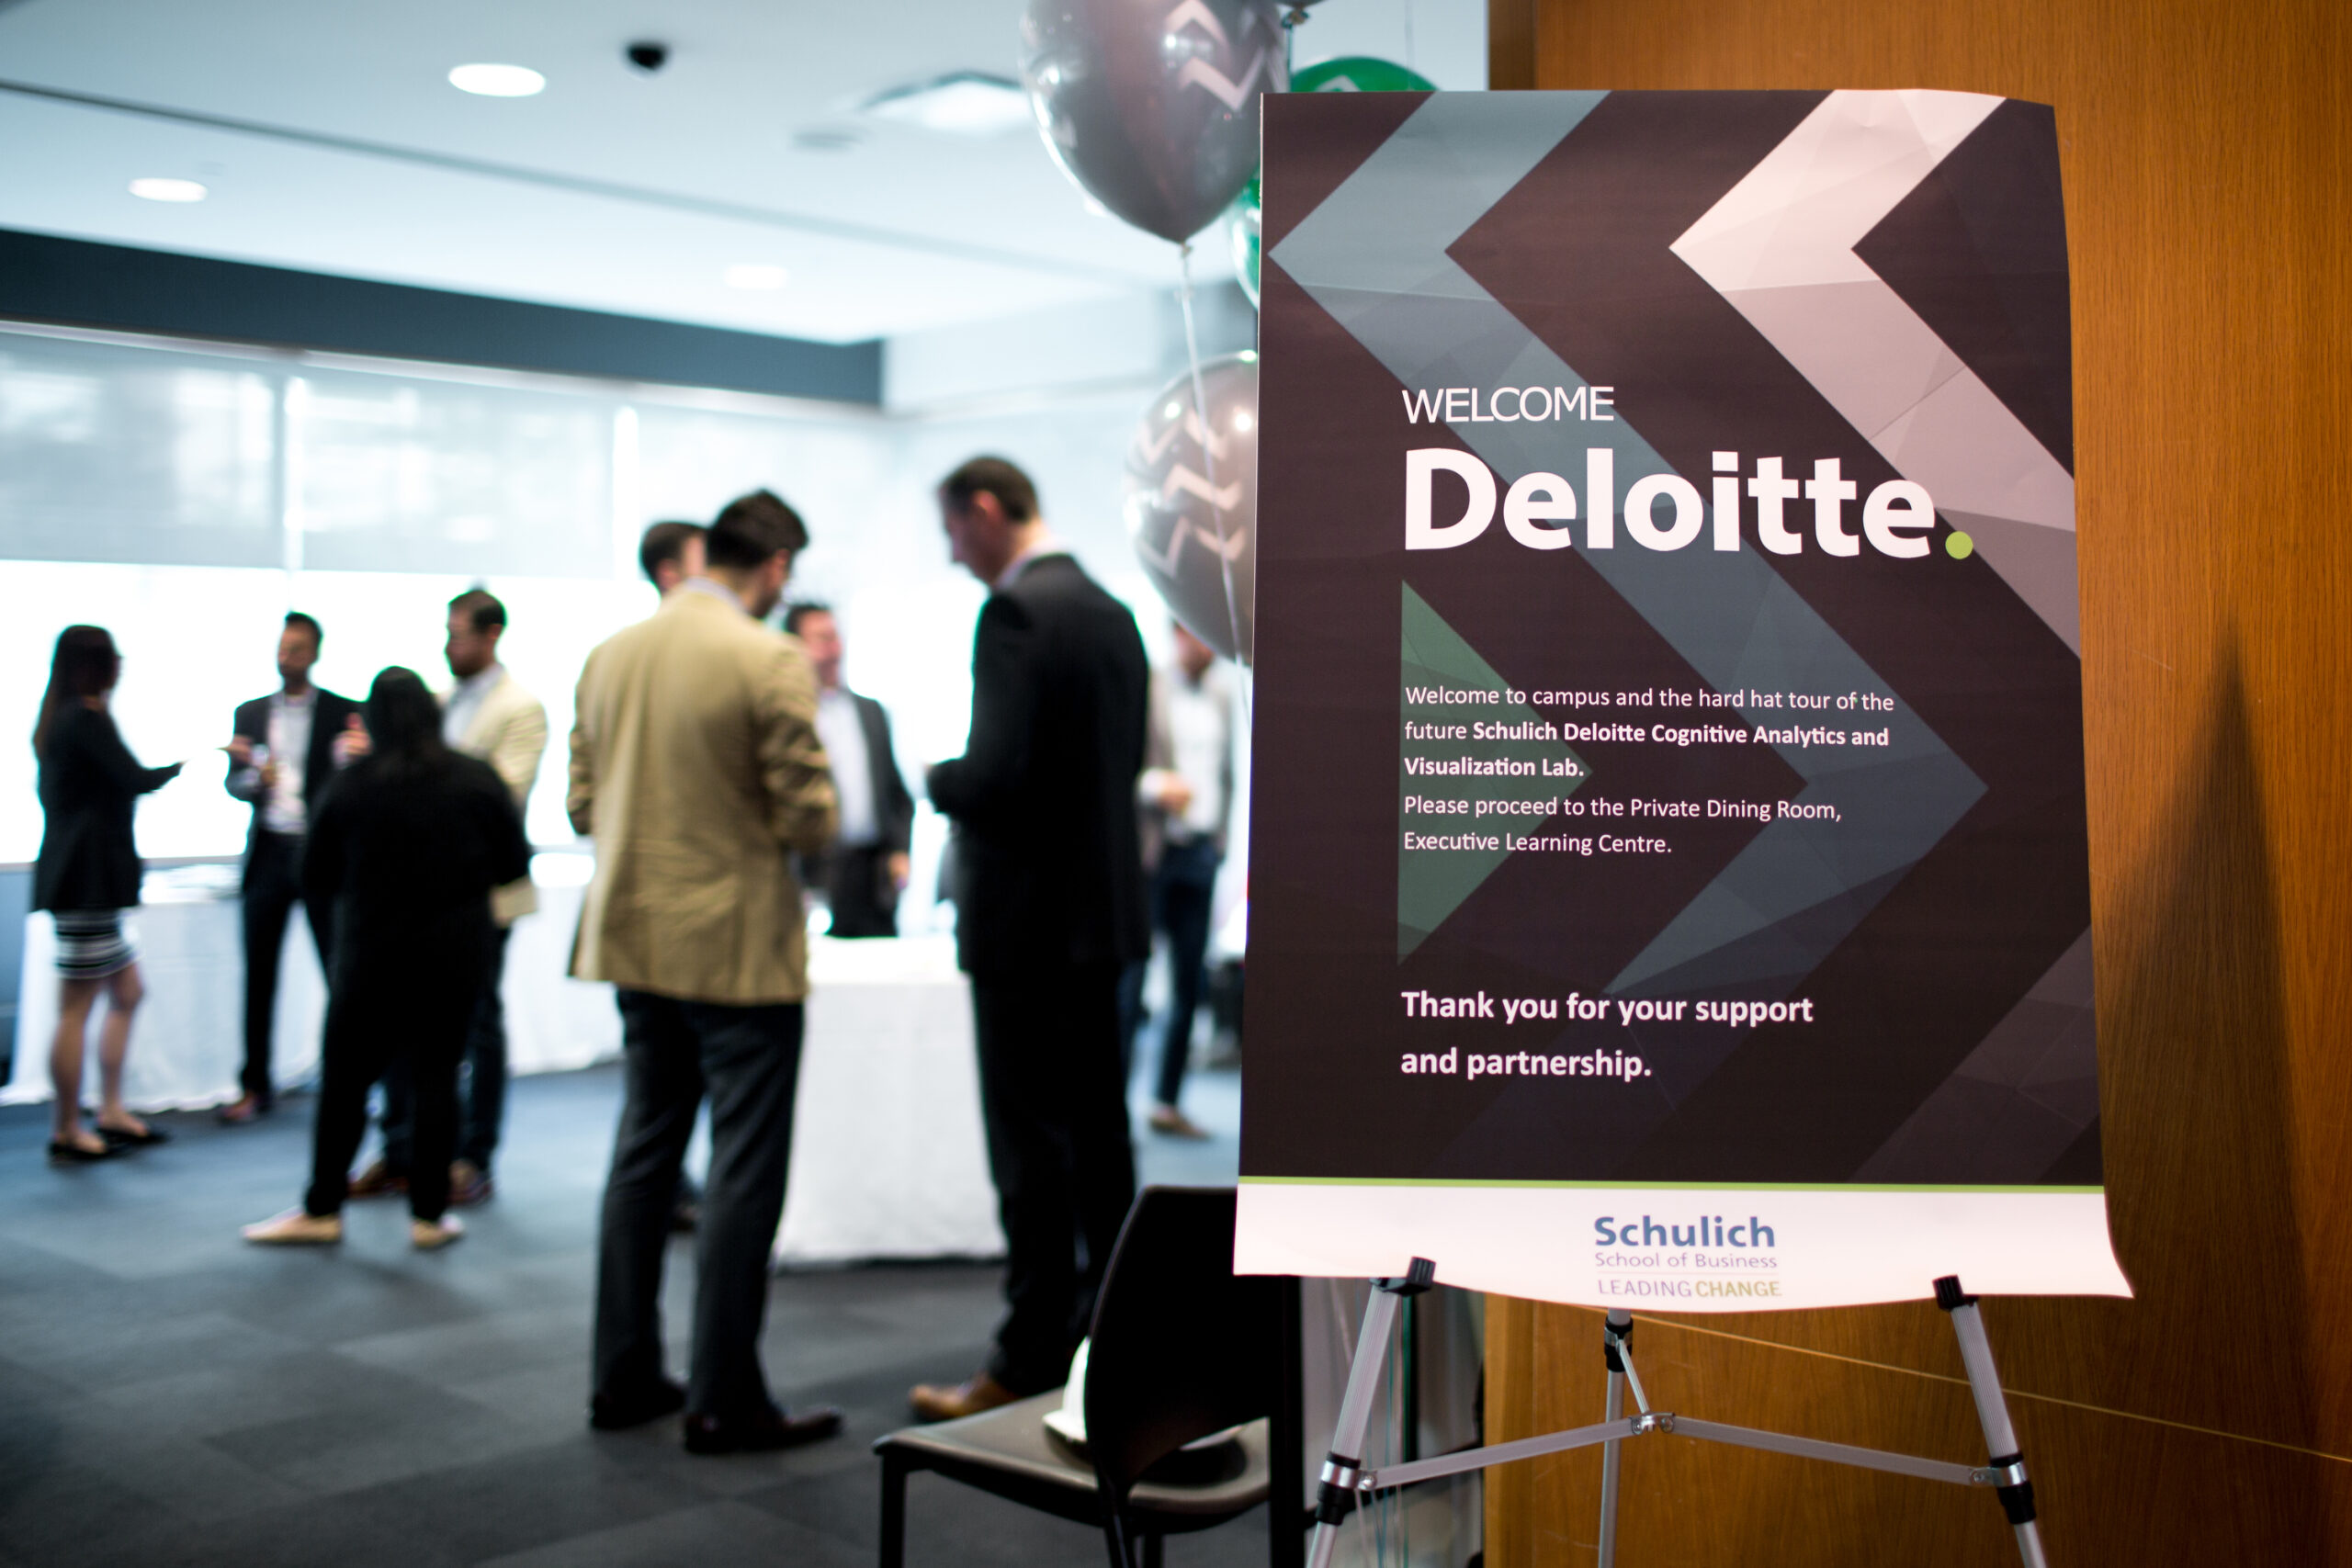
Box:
[777,933,1003,1264]
[7,870,1001,1262]
[6,861,617,1107]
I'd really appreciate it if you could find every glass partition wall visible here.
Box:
[0,321,1167,931]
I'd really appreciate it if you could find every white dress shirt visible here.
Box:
[814,687,878,847]
[263,691,314,836]
[442,663,503,748]
[1162,666,1232,843]
[993,534,1069,591]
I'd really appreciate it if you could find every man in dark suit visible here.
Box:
[784,603,915,938]
[911,456,1150,1421]
[220,612,360,1123]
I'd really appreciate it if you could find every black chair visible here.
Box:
[874,1185,1301,1568]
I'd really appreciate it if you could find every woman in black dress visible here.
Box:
[243,667,530,1250]
[31,626,183,1164]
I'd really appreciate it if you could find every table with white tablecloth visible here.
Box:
[776,933,1003,1264]
[8,864,1001,1262]
[6,861,618,1106]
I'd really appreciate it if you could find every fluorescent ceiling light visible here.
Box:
[724,263,789,291]
[449,62,546,97]
[863,72,1032,136]
[129,177,207,203]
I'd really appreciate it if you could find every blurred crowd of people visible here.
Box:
[26,455,1238,1454]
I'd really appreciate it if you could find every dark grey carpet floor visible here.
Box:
[0,1062,1270,1567]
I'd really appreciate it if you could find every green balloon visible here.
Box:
[1290,56,1439,95]
[1229,172,1261,308]
[1230,60,1433,308]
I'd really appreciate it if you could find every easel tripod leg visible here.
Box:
[1936,1277,2051,1568]
[1597,1310,1632,1568]
[1304,1260,1436,1568]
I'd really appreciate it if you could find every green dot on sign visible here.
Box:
[1946,531,1975,559]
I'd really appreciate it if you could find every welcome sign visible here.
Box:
[1236,89,2131,1310]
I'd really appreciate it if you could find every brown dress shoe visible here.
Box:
[1148,1104,1211,1140]
[346,1159,408,1200]
[910,1371,1020,1423]
[447,1159,492,1206]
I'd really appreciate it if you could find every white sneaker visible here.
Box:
[412,1214,466,1250]
[243,1209,343,1246]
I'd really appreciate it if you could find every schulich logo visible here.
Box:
[1594,1213,1776,1249]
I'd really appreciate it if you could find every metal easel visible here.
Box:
[1303,1262,2047,1568]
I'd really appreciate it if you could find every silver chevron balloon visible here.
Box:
[1125,352,1257,661]
[1022,0,1288,243]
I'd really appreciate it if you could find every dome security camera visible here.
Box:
[626,41,669,73]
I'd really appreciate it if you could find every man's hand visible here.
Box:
[1152,774,1194,818]
[226,736,254,768]
[333,714,371,764]
[887,852,911,893]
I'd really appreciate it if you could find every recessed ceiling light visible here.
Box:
[129,177,207,203]
[724,263,789,291]
[863,72,1032,136]
[448,62,546,97]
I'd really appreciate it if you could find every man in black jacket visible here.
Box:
[784,603,915,938]
[220,612,360,1122]
[911,457,1149,1421]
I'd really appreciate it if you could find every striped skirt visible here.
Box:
[53,910,134,979]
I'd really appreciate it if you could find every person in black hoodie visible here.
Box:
[243,667,529,1250]
[30,626,182,1165]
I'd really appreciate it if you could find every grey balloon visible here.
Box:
[1125,353,1257,661]
[1023,0,1289,243]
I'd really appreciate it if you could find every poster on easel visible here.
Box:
[1237,88,2131,1311]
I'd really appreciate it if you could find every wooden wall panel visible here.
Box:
[1486,0,1538,90]
[1485,0,2352,1560]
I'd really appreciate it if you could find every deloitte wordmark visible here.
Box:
[1403,448,1951,558]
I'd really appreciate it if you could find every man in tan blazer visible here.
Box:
[349,588,547,1206]
[571,491,842,1457]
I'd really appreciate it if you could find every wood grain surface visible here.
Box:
[1481,0,2352,1560]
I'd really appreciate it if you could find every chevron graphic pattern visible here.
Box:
[1269,93,1984,1007]
[1130,405,1233,467]
[1672,91,2083,650]
[1244,89,2101,1200]
[1178,50,1274,111]
[1397,584,1588,958]
[1123,352,1258,658]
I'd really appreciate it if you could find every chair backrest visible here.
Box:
[1081,1185,1284,1508]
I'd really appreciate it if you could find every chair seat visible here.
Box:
[877,1392,1271,1525]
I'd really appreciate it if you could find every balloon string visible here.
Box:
[1176,242,1251,697]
